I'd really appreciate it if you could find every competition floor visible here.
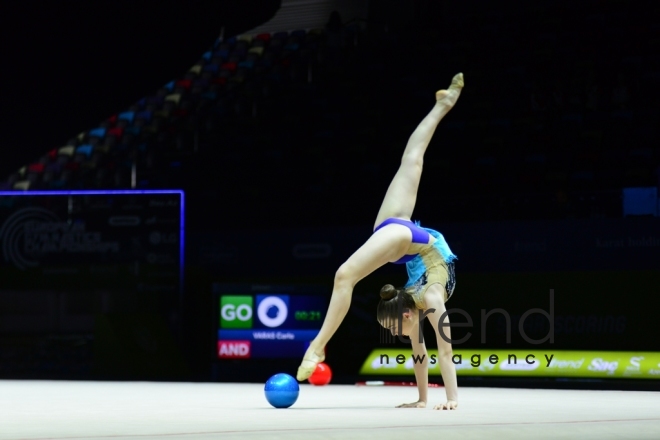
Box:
[1,380,659,439]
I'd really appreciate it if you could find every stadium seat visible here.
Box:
[125,126,141,136]
[256,33,271,43]
[118,111,135,123]
[89,128,106,139]
[175,79,192,91]
[135,111,152,122]
[107,127,124,139]
[13,180,30,190]
[76,144,93,158]
[28,163,45,174]
[58,145,75,156]
[221,61,237,72]
[203,64,219,74]
[165,93,181,105]
[214,48,230,60]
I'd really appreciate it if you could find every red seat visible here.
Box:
[107,127,124,137]
[176,79,192,90]
[28,163,45,173]
[256,33,271,42]
[221,62,237,72]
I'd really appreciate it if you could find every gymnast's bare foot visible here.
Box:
[435,73,464,108]
[296,345,325,381]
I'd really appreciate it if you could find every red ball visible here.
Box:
[308,362,332,386]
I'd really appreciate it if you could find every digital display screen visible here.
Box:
[215,284,328,359]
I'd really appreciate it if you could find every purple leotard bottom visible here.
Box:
[373,218,430,264]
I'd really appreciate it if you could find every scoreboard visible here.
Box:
[215,283,329,359]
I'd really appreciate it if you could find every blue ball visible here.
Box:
[264,373,300,408]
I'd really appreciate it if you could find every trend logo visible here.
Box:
[256,295,289,328]
[0,207,59,270]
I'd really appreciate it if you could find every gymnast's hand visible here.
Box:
[433,400,458,410]
[396,400,426,408]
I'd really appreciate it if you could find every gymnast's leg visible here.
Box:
[297,225,410,380]
[373,73,464,229]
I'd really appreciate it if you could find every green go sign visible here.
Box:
[220,296,253,329]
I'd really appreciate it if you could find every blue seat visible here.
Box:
[164,81,175,91]
[214,49,230,59]
[89,128,106,138]
[125,126,141,135]
[136,111,152,122]
[76,144,93,157]
[118,111,135,123]
[202,51,212,61]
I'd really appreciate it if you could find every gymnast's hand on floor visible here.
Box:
[433,400,458,410]
[396,400,427,408]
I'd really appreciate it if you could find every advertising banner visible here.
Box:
[359,349,660,380]
[0,190,183,293]
[188,217,660,276]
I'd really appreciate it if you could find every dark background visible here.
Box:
[1,0,659,388]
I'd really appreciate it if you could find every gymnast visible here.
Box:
[297,73,464,410]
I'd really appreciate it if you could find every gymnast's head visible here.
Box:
[377,284,418,336]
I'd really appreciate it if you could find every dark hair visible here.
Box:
[376,284,416,326]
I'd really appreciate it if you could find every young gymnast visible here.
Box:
[297,73,464,410]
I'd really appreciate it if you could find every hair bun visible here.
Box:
[380,284,397,300]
